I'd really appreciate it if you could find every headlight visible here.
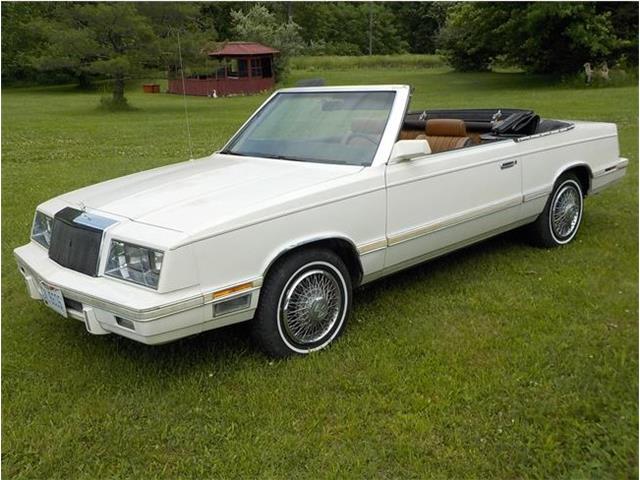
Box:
[105,240,164,289]
[32,211,53,249]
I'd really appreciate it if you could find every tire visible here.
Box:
[528,172,584,248]
[251,248,352,358]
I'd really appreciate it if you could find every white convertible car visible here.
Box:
[15,85,628,357]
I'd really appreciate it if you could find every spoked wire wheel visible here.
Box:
[548,179,583,244]
[277,261,348,353]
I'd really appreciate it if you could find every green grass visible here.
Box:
[2,68,637,479]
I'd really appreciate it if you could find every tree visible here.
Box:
[439,2,624,74]
[199,2,249,42]
[390,2,451,54]
[136,3,213,80]
[292,2,407,55]
[596,2,639,65]
[1,3,68,84]
[29,3,209,108]
[230,4,304,80]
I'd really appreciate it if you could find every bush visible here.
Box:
[98,92,132,111]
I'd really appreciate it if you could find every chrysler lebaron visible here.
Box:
[14,85,628,357]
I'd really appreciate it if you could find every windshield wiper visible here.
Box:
[219,150,247,156]
[262,154,307,162]
[221,151,352,165]
[220,150,299,161]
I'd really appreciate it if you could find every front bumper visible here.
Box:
[14,242,258,345]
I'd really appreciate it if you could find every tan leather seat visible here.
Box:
[346,118,386,147]
[425,119,473,153]
[398,129,423,140]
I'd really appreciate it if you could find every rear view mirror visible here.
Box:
[389,139,430,164]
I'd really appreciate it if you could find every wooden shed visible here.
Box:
[168,42,279,97]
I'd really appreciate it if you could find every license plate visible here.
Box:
[39,281,67,318]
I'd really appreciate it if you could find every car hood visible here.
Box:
[56,153,362,234]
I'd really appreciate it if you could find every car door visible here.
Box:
[384,141,523,271]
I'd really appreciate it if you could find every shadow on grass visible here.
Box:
[353,227,528,307]
[62,227,531,377]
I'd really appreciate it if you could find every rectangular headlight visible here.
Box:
[105,240,164,289]
[31,211,53,249]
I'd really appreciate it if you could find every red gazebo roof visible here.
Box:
[208,42,279,58]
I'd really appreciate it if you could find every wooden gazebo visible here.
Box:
[168,42,279,97]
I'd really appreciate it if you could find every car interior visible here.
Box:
[395,109,573,154]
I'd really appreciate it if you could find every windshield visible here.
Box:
[222,91,396,166]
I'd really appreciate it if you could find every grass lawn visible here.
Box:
[2,67,637,479]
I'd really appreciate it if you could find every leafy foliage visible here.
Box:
[230,5,304,81]
[439,2,630,73]
[1,3,74,84]
[23,3,208,107]
[389,2,451,54]
[1,1,636,88]
[293,2,408,55]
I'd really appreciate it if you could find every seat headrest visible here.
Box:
[351,118,386,135]
[425,119,467,137]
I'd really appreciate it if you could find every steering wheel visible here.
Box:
[344,133,377,146]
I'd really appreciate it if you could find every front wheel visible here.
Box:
[528,172,584,247]
[251,248,352,358]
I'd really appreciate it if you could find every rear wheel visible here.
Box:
[251,248,352,358]
[529,172,584,247]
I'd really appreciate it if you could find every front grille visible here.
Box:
[49,208,103,276]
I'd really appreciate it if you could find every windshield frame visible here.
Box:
[219,86,411,168]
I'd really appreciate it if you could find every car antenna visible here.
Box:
[176,29,194,160]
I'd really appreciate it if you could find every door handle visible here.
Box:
[500,160,517,170]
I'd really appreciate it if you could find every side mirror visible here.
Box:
[389,139,430,164]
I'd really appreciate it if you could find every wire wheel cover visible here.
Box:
[551,184,581,239]
[281,269,343,345]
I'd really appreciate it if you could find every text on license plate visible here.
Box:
[39,282,67,318]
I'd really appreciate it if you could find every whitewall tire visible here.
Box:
[529,172,584,247]
[251,248,352,358]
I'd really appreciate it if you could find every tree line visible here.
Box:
[2,2,636,106]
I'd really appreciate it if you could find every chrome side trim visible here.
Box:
[593,167,617,178]
[590,157,628,195]
[357,238,387,255]
[593,157,629,177]
[387,195,522,247]
[521,132,617,152]
[362,216,538,284]
[523,187,552,203]
[514,124,575,142]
